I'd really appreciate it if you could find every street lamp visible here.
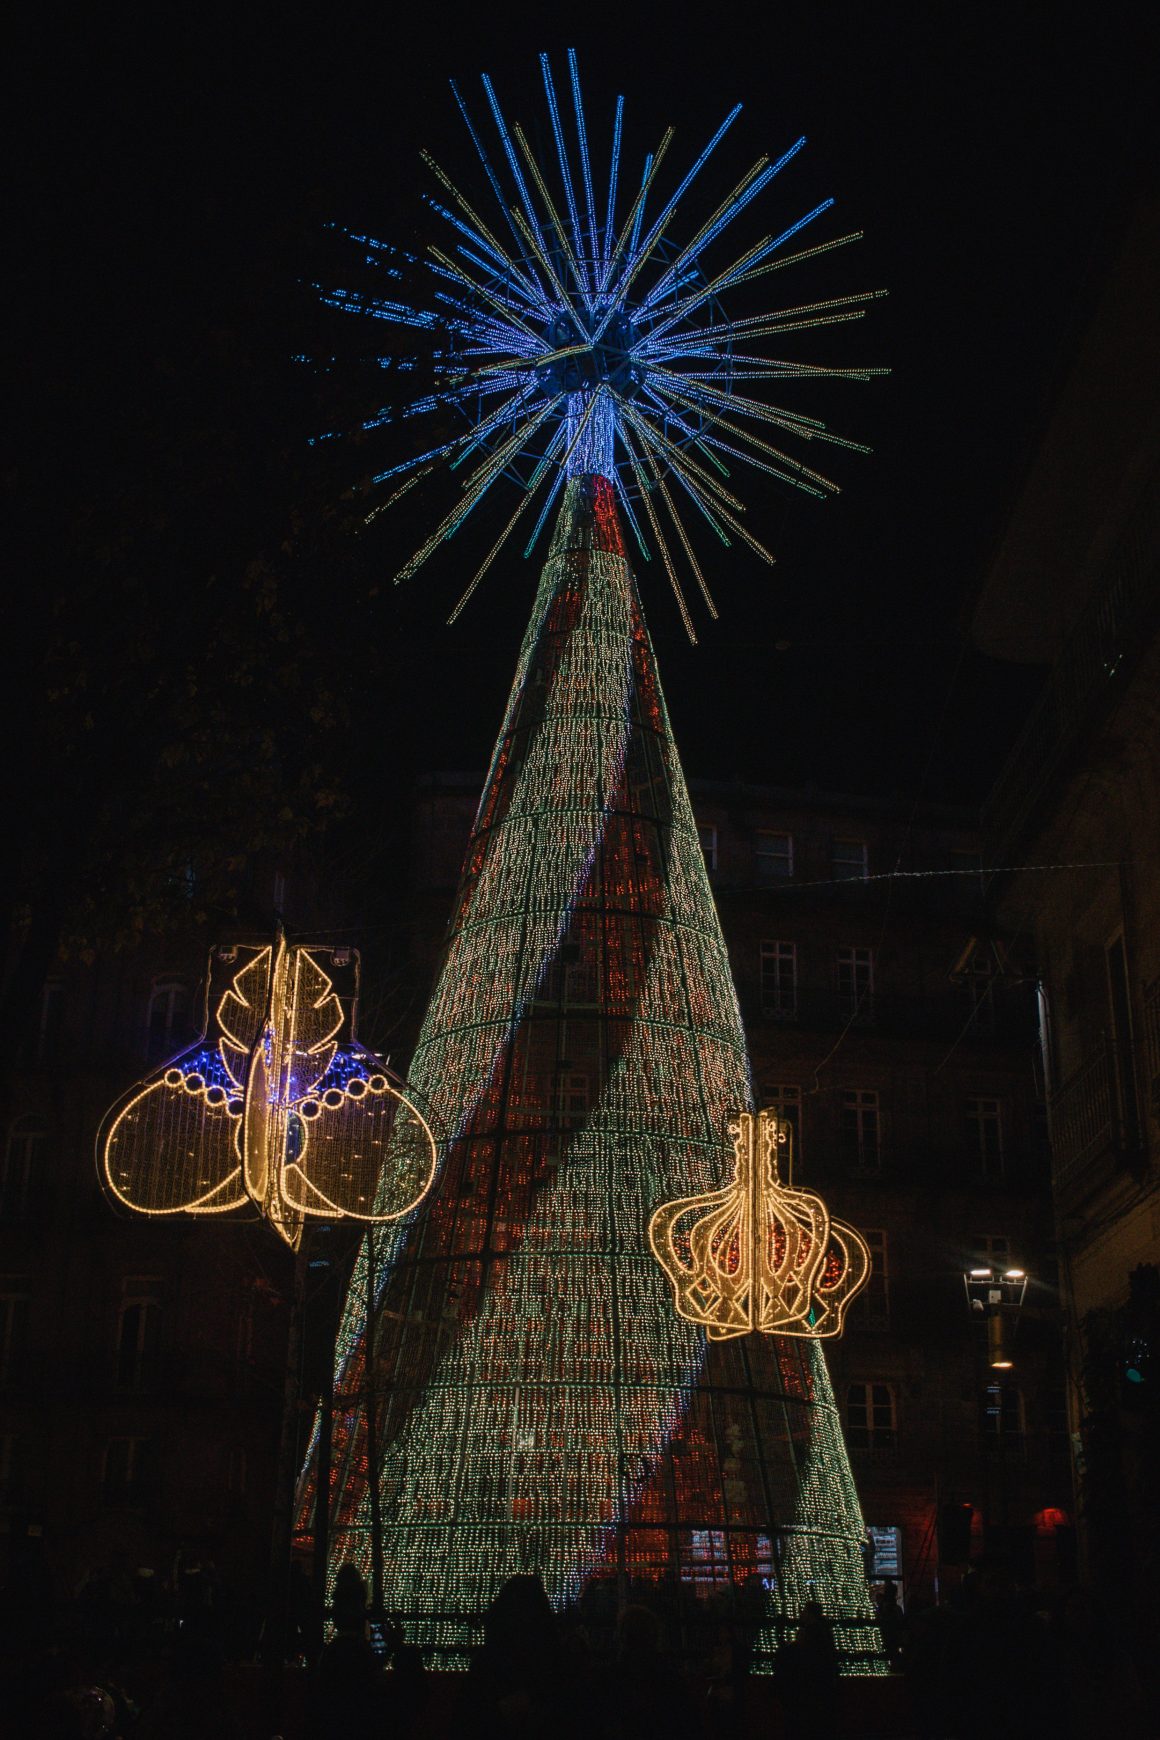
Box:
[964,1267,1029,1369]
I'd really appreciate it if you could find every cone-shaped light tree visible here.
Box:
[300,54,887,1669]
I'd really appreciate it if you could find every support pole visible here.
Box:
[365,1231,385,1617]
[264,1237,308,1664]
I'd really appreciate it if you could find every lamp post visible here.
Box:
[966,1273,1029,1364]
[963,1265,1030,1573]
[964,1266,1029,1369]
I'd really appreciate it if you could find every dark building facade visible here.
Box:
[970,197,1160,1632]
[1,945,297,1636]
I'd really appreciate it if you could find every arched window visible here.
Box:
[1,1119,46,1221]
[146,979,191,1062]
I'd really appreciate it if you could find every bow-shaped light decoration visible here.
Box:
[649,1108,869,1339]
[100,939,438,1249]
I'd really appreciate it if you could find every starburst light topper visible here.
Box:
[313,50,887,639]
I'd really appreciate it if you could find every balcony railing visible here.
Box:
[1144,976,1160,1114]
[1049,1039,1133,1203]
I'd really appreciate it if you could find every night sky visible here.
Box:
[11,4,1155,837]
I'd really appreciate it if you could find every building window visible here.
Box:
[116,1282,161,1391]
[0,1285,31,1389]
[846,1382,896,1450]
[763,1083,802,1168]
[556,1072,589,1129]
[755,831,793,881]
[760,941,797,1019]
[858,1230,889,1327]
[1045,1385,1069,1442]
[1143,974,1160,1085]
[102,1437,156,1506]
[697,825,718,873]
[1,1119,45,1221]
[837,946,875,1020]
[832,839,869,881]
[146,979,191,1062]
[983,1382,1024,1442]
[34,980,63,1064]
[956,947,996,1033]
[841,1089,881,1170]
[965,1097,1004,1179]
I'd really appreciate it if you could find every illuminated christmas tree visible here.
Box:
[303,54,886,1670]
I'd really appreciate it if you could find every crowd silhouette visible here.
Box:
[0,1548,1151,1738]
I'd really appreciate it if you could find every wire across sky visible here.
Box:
[317,50,887,638]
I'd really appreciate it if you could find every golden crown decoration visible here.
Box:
[100,937,438,1250]
[648,1108,870,1339]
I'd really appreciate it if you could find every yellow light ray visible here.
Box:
[627,415,779,564]
[653,372,845,495]
[513,123,589,300]
[395,393,564,584]
[445,418,576,624]
[509,205,579,318]
[420,148,545,306]
[641,156,773,313]
[428,246,544,347]
[596,128,675,299]
[649,287,887,354]
[617,419,698,643]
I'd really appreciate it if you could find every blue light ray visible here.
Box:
[523,463,568,559]
[540,54,589,302]
[609,468,652,565]
[603,95,625,273]
[510,129,589,303]
[567,50,600,281]
[480,73,548,258]
[636,157,778,317]
[450,79,538,273]
[421,188,544,309]
[371,381,538,485]
[618,415,697,641]
[592,105,744,336]
[598,140,669,300]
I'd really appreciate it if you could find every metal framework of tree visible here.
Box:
[296,53,886,1671]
